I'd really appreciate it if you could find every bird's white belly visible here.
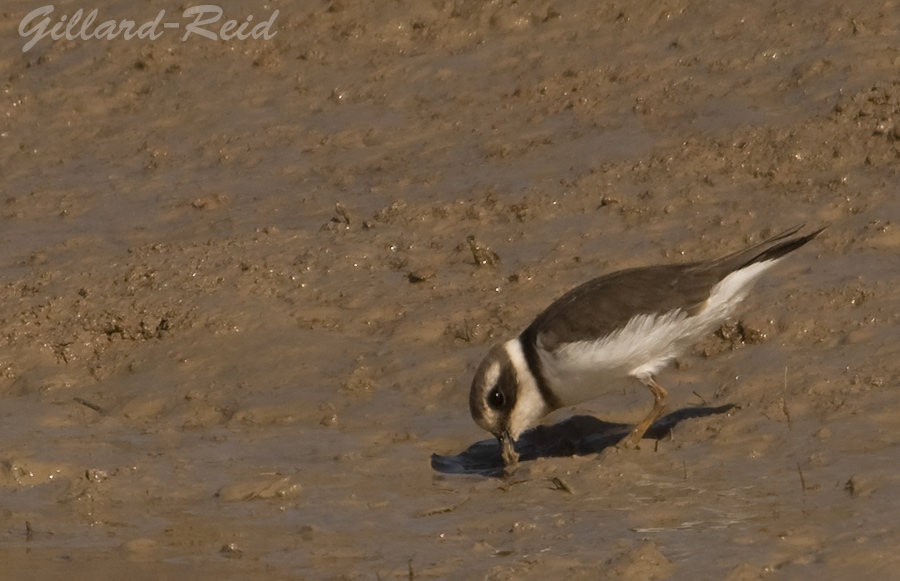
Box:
[540,356,639,407]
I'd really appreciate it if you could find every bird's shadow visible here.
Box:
[431,404,735,478]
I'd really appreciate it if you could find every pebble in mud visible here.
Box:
[407,268,436,283]
[219,543,242,559]
[844,475,877,498]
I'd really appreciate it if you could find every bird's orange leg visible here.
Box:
[620,376,668,449]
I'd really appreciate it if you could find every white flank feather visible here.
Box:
[538,259,782,407]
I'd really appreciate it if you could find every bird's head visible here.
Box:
[469,341,550,466]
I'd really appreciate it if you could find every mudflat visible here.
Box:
[1,1,898,579]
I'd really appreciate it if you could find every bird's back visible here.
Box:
[524,225,823,354]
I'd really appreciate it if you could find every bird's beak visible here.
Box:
[499,431,519,467]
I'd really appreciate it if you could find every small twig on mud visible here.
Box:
[783,367,792,430]
[74,397,105,414]
[797,462,807,496]
[416,497,469,517]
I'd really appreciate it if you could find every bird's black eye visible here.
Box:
[488,388,505,409]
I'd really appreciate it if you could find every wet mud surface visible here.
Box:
[1,0,899,579]
[433,405,737,477]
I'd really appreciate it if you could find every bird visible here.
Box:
[468,225,823,467]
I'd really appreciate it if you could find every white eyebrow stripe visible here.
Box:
[483,360,501,390]
[503,338,533,384]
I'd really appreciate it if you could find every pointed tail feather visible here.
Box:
[710,224,825,273]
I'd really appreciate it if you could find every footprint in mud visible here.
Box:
[431,404,735,477]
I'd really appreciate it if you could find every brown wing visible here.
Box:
[523,263,714,351]
[522,225,822,352]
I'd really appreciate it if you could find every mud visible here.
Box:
[1,0,899,579]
